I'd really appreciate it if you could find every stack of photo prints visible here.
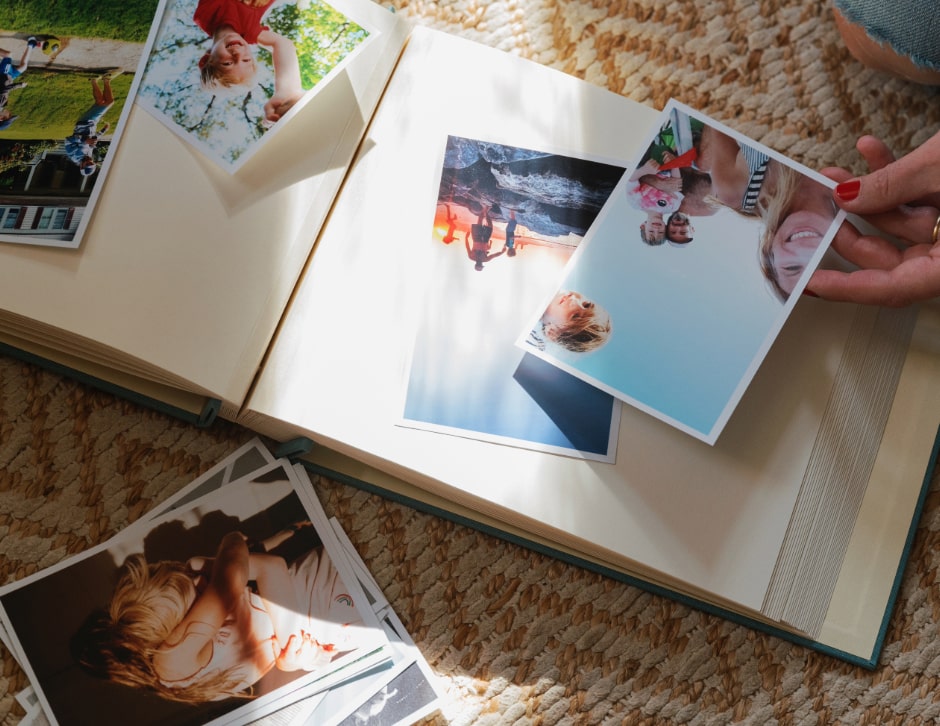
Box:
[0,440,445,726]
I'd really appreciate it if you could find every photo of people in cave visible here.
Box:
[401,135,626,460]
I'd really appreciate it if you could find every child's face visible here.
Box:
[666,214,693,243]
[208,32,256,85]
[645,213,665,237]
[542,291,594,329]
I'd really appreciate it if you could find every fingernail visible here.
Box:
[835,179,860,201]
[802,288,819,298]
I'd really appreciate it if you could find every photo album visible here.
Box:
[0,0,938,688]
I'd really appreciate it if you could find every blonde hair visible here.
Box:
[639,222,666,245]
[199,55,258,91]
[707,159,808,302]
[544,303,612,353]
[72,554,253,703]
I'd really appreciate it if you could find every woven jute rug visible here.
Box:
[3,1,940,724]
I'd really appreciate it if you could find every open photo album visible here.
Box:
[0,0,938,672]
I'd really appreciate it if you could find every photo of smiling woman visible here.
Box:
[755,165,836,301]
[690,122,838,301]
[522,100,844,443]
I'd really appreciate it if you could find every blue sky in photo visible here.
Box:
[543,183,783,437]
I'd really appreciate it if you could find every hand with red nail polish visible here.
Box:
[808,132,940,306]
[834,179,859,202]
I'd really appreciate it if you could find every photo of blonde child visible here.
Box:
[193,0,305,123]
[526,290,612,353]
[138,0,375,170]
[0,467,387,726]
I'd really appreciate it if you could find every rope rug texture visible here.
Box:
[2,1,940,723]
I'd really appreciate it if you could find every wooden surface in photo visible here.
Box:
[3,1,940,723]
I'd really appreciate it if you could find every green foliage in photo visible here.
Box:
[0,72,131,140]
[0,0,162,43]
[266,0,369,89]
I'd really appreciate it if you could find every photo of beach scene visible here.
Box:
[401,135,625,460]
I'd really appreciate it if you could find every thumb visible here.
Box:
[834,133,940,214]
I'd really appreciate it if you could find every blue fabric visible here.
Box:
[0,57,20,80]
[834,0,940,71]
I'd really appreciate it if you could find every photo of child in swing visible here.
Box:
[137,0,377,171]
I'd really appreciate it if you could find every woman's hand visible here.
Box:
[808,133,940,306]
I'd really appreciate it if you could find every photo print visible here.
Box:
[520,100,846,445]
[0,461,388,726]
[401,134,625,460]
[0,0,165,248]
[137,0,377,171]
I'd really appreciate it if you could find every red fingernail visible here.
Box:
[835,179,860,201]
[802,288,819,298]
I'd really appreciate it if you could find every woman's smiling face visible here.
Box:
[770,177,835,295]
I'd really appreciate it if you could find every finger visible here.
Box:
[807,268,903,305]
[858,136,940,209]
[834,132,940,214]
[855,135,896,172]
[808,255,940,307]
[853,204,940,246]
[827,219,905,270]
